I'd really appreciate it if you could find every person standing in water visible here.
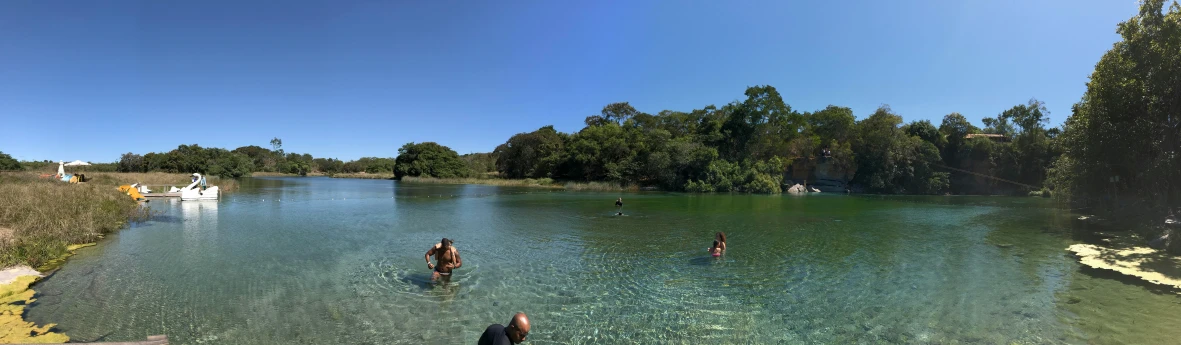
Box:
[714,232,727,252]
[478,312,530,345]
[708,240,723,257]
[615,197,624,215]
[425,238,462,282]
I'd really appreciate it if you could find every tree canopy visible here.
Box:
[393,142,470,179]
[1051,0,1181,217]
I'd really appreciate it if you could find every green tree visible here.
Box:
[494,126,567,178]
[1054,0,1181,219]
[117,153,145,172]
[0,151,21,170]
[807,105,857,145]
[394,142,471,179]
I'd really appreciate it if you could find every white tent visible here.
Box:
[64,160,91,166]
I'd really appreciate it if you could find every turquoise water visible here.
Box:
[25,177,1181,344]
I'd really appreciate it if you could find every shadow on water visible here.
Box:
[1077,266,1181,295]
[399,272,437,290]
[688,256,723,266]
[145,214,184,224]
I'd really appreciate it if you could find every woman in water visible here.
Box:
[714,232,727,252]
[708,240,723,257]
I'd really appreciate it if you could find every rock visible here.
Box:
[1065,296,1082,304]
[786,184,807,194]
[0,265,41,285]
[809,187,821,193]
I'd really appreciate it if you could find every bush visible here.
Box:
[743,173,782,194]
[684,180,715,193]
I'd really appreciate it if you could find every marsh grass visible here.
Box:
[400,176,639,191]
[0,171,235,268]
[331,172,396,180]
[0,173,141,268]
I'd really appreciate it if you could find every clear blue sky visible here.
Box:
[0,0,1137,162]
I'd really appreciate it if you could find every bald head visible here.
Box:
[506,312,530,343]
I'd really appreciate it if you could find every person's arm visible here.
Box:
[424,246,436,269]
[721,242,726,251]
[452,248,462,269]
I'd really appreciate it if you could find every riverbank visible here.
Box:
[398,176,638,191]
[0,171,220,343]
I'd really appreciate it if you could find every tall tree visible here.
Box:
[1054,0,1181,220]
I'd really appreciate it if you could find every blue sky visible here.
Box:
[0,0,1137,162]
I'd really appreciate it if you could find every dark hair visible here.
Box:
[441,238,452,246]
[711,240,719,248]
[715,232,726,243]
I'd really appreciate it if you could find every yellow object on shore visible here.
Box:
[118,185,146,201]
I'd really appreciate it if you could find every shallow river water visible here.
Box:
[26,177,1181,344]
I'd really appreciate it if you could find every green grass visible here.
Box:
[399,176,639,191]
[330,172,396,180]
[0,172,236,268]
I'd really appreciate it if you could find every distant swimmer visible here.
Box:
[478,312,530,345]
[714,232,727,252]
[425,238,462,283]
[615,197,624,215]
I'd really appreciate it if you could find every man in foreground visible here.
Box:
[478,312,530,345]
[424,238,462,282]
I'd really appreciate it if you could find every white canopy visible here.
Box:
[64,160,91,166]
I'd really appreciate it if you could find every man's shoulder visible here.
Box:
[477,324,507,345]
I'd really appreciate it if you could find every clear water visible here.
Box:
[25,177,1181,344]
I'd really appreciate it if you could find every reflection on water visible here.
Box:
[24,178,1181,344]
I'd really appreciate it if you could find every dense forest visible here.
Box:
[3,1,1175,212]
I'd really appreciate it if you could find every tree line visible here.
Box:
[104,138,492,179]
[485,93,1059,195]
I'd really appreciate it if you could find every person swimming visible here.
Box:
[709,240,722,257]
[714,232,727,252]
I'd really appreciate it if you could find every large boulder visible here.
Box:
[786,184,807,194]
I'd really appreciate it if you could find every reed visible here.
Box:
[0,173,145,268]
[331,172,396,180]
[399,176,641,191]
[0,171,241,268]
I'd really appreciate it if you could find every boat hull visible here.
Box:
[180,186,219,201]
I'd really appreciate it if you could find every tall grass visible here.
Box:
[400,176,561,188]
[400,176,640,191]
[562,181,638,192]
[331,172,396,180]
[0,173,145,268]
[89,172,238,191]
[0,171,239,268]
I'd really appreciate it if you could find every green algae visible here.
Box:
[0,275,69,343]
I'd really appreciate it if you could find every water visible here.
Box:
[25,177,1181,344]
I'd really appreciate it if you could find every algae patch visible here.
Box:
[1,274,69,343]
[36,242,97,272]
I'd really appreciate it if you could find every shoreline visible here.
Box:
[0,244,98,343]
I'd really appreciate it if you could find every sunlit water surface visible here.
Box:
[26,177,1181,344]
